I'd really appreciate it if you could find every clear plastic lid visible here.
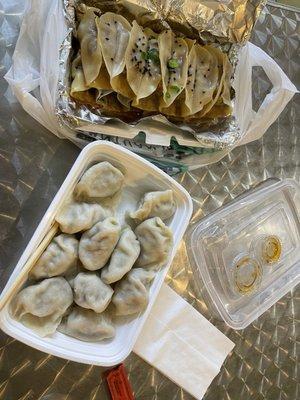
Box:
[188,179,300,329]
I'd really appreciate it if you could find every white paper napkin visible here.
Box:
[134,284,234,400]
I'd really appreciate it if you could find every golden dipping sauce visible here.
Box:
[234,255,262,295]
[261,235,282,264]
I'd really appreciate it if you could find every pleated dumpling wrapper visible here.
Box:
[56,197,111,234]
[101,227,140,284]
[135,217,173,269]
[196,46,232,118]
[184,44,219,116]
[77,7,102,86]
[112,268,155,316]
[73,272,113,313]
[159,30,189,109]
[125,21,161,102]
[79,217,121,270]
[10,277,73,337]
[75,161,124,200]
[30,234,78,280]
[70,52,111,102]
[130,190,176,222]
[98,13,134,99]
[59,306,115,342]
[70,52,94,103]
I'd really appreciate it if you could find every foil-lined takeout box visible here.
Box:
[56,0,266,150]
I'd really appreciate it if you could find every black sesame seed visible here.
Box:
[105,37,109,41]
[204,74,207,78]
[138,38,141,41]
[187,80,190,84]
[173,77,176,81]
[202,90,206,94]
[106,22,110,26]
[179,44,182,47]
[191,89,194,92]
[200,101,202,104]
[111,57,114,61]
[208,68,210,71]
[114,21,117,24]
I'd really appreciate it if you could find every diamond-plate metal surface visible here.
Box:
[0,2,299,400]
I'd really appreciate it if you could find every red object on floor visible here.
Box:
[106,364,134,400]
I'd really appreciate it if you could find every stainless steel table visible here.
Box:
[0,2,299,399]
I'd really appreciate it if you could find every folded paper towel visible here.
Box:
[134,284,234,400]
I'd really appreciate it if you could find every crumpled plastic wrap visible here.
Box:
[56,0,266,150]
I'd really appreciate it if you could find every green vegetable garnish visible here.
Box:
[141,48,160,64]
[168,58,179,69]
[165,92,171,99]
[147,48,159,63]
[170,85,181,93]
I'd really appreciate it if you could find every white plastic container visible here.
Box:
[188,179,300,330]
[0,142,193,366]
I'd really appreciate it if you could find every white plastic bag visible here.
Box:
[5,0,298,162]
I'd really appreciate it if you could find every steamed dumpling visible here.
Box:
[56,197,111,234]
[101,227,140,284]
[75,161,124,200]
[135,217,173,269]
[77,7,102,85]
[112,268,155,316]
[10,277,73,336]
[79,217,121,270]
[125,22,161,102]
[159,30,189,108]
[73,272,113,313]
[130,190,176,222]
[59,306,115,341]
[30,234,78,280]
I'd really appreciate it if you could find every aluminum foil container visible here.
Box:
[56,0,265,150]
